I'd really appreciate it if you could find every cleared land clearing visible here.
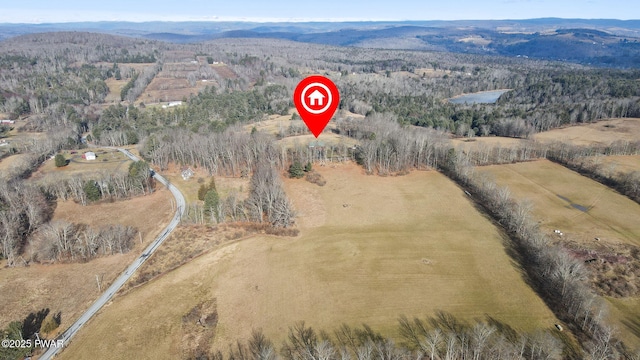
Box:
[606,297,640,346]
[138,76,211,104]
[277,132,358,150]
[477,160,640,344]
[59,163,556,360]
[582,155,640,176]
[534,118,640,145]
[0,187,173,336]
[452,136,529,150]
[0,153,34,179]
[104,78,127,103]
[415,68,451,78]
[135,62,234,104]
[98,63,156,104]
[29,148,132,182]
[477,159,640,247]
[161,162,249,204]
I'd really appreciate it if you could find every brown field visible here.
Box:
[414,68,451,78]
[452,136,529,150]
[104,78,127,103]
[29,148,132,183]
[0,153,33,179]
[133,62,234,104]
[476,160,640,344]
[534,118,640,145]
[59,163,557,360]
[245,110,363,141]
[0,188,173,335]
[212,64,238,79]
[457,36,492,46]
[477,160,640,247]
[606,297,640,346]
[582,155,640,176]
[138,77,211,104]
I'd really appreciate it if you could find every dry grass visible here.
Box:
[606,297,640,347]
[477,160,640,247]
[477,160,640,345]
[277,133,358,149]
[457,36,492,45]
[137,77,212,104]
[452,136,529,150]
[414,68,452,78]
[534,118,640,145]
[59,163,557,360]
[0,153,32,179]
[582,155,640,176]
[0,188,173,336]
[104,78,127,103]
[29,148,132,183]
[161,163,249,204]
[212,64,238,79]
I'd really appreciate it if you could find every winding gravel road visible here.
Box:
[39,148,185,359]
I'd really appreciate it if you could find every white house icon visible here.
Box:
[308,89,325,106]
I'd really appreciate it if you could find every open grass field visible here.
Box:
[414,68,451,78]
[0,187,173,336]
[606,297,640,347]
[104,78,127,103]
[59,163,557,360]
[452,136,529,150]
[476,160,640,345]
[477,159,640,247]
[31,148,131,181]
[582,155,640,176]
[534,118,640,145]
[138,77,212,104]
[0,153,33,179]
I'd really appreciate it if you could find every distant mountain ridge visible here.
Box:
[1,19,640,68]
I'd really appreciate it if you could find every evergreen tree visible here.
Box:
[288,161,304,179]
[204,189,220,221]
[54,154,66,167]
[84,181,101,202]
[304,161,312,172]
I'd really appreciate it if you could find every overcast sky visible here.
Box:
[1,0,638,23]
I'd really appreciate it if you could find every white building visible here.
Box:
[84,151,96,161]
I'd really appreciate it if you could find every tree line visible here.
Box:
[191,313,576,360]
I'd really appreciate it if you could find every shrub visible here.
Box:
[305,171,326,186]
[54,154,66,167]
[288,161,304,178]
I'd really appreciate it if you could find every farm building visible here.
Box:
[84,151,96,161]
[1,119,15,124]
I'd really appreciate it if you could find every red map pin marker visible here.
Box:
[293,75,340,138]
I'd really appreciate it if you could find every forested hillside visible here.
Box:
[1,32,640,359]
